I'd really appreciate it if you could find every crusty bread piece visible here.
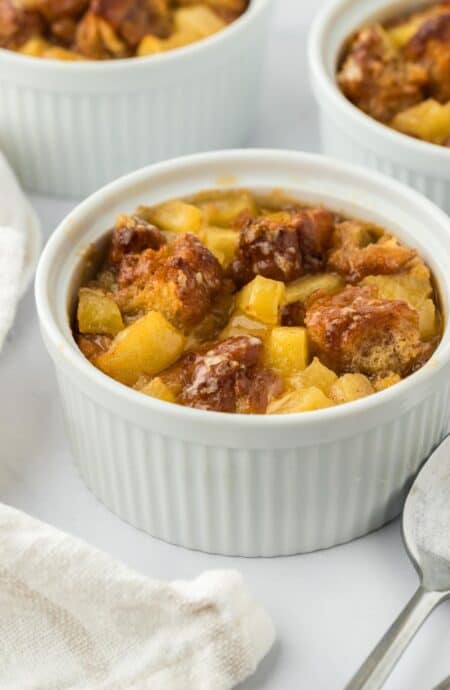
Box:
[305,285,427,377]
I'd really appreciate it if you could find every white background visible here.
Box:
[2,1,450,688]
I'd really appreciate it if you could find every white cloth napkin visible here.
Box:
[0,503,275,690]
[0,227,25,350]
[0,151,35,351]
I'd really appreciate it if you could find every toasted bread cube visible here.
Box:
[330,374,374,404]
[199,191,257,227]
[77,288,124,336]
[267,387,334,414]
[328,226,416,284]
[140,377,176,403]
[236,275,285,325]
[148,200,203,235]
[203,227,239,268]
[117,234,223,330]
[290,356,338,395]
[96,311,185,386]
[391,100,450,145]
[362,273,432,309]
[373,373,402,392]
[305,286,426,377]
[265,327,309,375]
[285,273,344,304]
[418,299,438,340]
[220,310,270,340]
[231,207,334,285]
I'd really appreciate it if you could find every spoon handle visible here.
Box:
[345,586,447,690]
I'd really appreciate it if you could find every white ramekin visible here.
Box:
[308,0,450,215]
[35,149,450,557]
[0,0,271,198]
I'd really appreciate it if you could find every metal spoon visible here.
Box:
[346,435,450,690]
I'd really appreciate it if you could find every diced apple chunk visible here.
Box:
[418,299,438,340]
[174,5,226,37]
[387,17,424,48]
[220,310,270,340]
[140,377,176,403]
[96,311,185,386]
[267,387,334,414]
[391,99,450,145]
[202,227,239,267]
[148,200,203,234]
[285,273,344,304]
[20,37,85,60]
[373,373,402,392]
[137,35,165,56]
[362,274,438,340]
[290,357,338,395]
[236,275,285,325]
[199,191,257,226]
[265,327,309,375]
[20,36,51,57]
[362,273,432,309]
[330,374,374,404]
[77,288,124,336]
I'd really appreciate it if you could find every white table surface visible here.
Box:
[2,1,449,688]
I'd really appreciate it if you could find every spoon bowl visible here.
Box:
[404,435,450,592]
[346,435,450,690]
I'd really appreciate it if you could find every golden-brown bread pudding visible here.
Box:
[338,1,450,146]
[73,189,442,414]
[0,0,248,60]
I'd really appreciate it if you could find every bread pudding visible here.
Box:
[338,1,450,146]
[0,0,248,60]
[73,189,442,414]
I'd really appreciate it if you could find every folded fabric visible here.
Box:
[0,503,275,690]
[0,150,41,351]
[0,227,25,351]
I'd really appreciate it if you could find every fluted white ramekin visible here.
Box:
[0,0,271,198]
[36,149,450,557]
[308,0,450,215]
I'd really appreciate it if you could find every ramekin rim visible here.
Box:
[0,0,269,73]
[308,0,450,160]
[35,148,450,428]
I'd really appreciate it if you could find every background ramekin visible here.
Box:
[308,0,450,215]
[36,149,450,557]
[0,0,271,198]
